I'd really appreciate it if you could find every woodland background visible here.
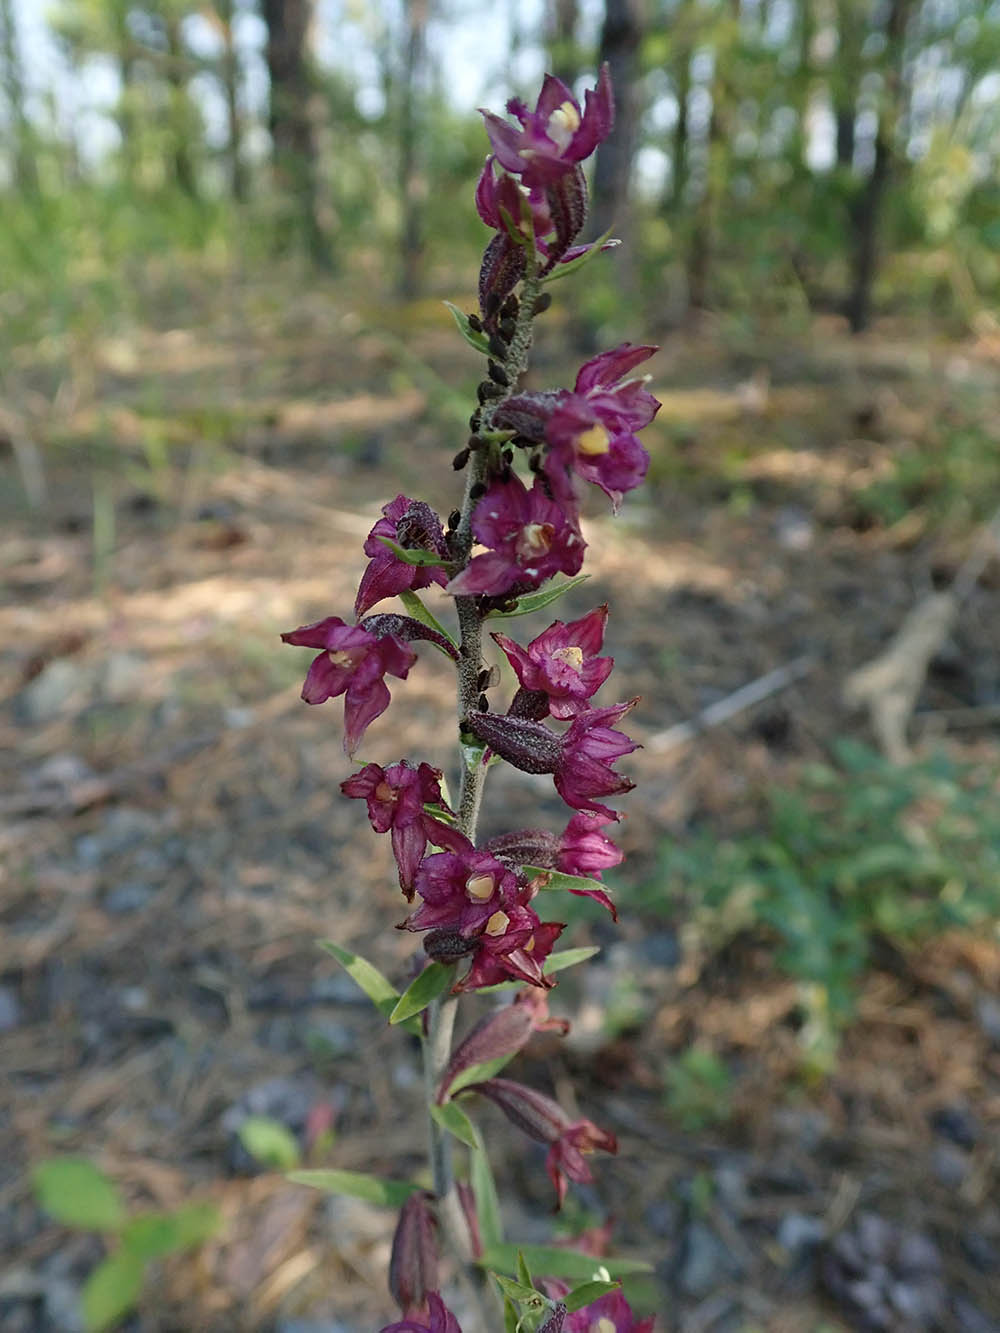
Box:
[2,2,1000,1331]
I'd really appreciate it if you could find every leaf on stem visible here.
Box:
[318,940,422,1036]
[479,1244,653,1280]
[121,1203,220,1261]
[470,1127,504,1251]
[523,867,608,896]
[287,1170,421,1208]
[486,575,591,620]
[563,1280,622,1313]
[389,962,456,1025]
[542,229,620,284]
[430,1101,479,1149]
[443,301,491,355]
[399,590,458,652]
[375,535,453,568]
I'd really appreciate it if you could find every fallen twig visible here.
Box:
[647,655,815,753]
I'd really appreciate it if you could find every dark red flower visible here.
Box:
[565,1290,655,1332]
[280,617,416,755]
[404,848,519,937]
[456,915,565,992]
[480,66,614,188]
[556,810,623,879]
[492,605,612,719]
[340,761,469,898]
[355,496,449,619]
[464,1077,617,1208]
[445,474,585,599]
[379,1292,462,1333]
[464,701,639,818]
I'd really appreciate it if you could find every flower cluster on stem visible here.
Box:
[283,65,659,1333]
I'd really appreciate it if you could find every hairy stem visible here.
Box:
[422,263,543,1328]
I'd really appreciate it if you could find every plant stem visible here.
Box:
[423,264,542,1329]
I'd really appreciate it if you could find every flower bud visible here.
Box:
[360,613,460,662]
[388,1191,439,1315]
[464,711,562,775]
[423,928,478,964]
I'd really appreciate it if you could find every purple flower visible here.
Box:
[464,1077,617,1208]
[355,496,449,619]
[556,810,623,879]
[280,617,416,755]
[445,474,585,599]
[464,701,639,818]
[564,1290,655,1333]
[456,914,565,992]
[404,848,519,937]
[556,702,639,815]
[492,605,613,719]
[544,345,660,512]
[475,156,553,242]
[480,66,614,188]
[379,1292,462,1333]
[340,761,469,898]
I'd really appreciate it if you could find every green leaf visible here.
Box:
[121,1203,220,1261]
[476,946,601,994]
[445,1052,519,1099]
[32,1158,126,1232]
[503,1296,520,1333]
[318,940,421,1035]
[470,1127,503,1250]
[564,1279,622,1313]
[389,962,456,1025]
[479,1244,652,1280]
[541,228,620,284]
[545,946,601,975]
[431,1101,479,1149]
[516,1249,534,1289]
[399,590,458,652]
[493,1272,544,1308]
[82,1250,145,1333]
[287,1170,420,1208]
[443,301,490,355]
[486,574,591,620]
[237,1116,301,1170]
[375,535,451,568]
[523,867,608,896]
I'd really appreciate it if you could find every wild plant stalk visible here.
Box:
[283,67,659,1333]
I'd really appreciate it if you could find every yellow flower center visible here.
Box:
[516,522,554,561]
[576,423,611,457]
[553,645,584,672]
[592,1320,617,1333]
[547,101,581,152]
[374,781,397,803]
[327,650,355,667]
[465,874,496,901]
[485,910,510,936]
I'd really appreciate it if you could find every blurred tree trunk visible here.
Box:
[216,0,247,200]
[547,0,580,88]
[833,0,860,166]
[0,0,38,191]
[164,13,198,196]
[792,0,814,171]
[687,0,738,313]
[262,0,331,267]
[398,0,428,300]
[591,0,644,284]
[668,41,690,208]
[845,0,912,333]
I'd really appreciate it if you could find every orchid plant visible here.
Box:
[284,68,659,1333]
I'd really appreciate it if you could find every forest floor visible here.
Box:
[2,270,1000,1333]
